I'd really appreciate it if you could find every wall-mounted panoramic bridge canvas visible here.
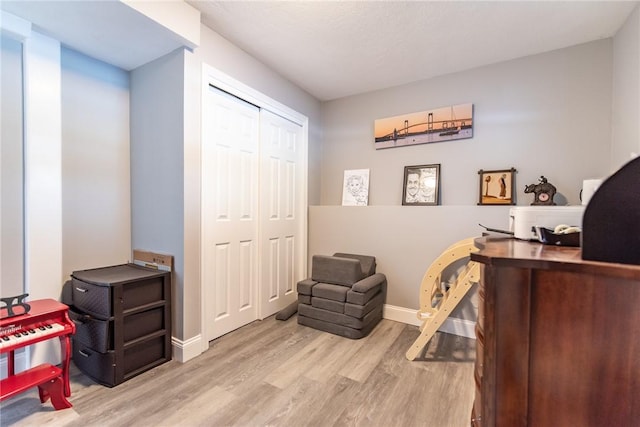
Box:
[374,103,473,149]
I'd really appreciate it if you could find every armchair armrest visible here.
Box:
[352,273,386,293]
[297,278,317,295]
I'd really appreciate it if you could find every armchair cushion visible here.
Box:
[312,283,349,302]
[312,297,344,313]
[298,294,311,305]
[299,303,381,330]
[347,287,379,306]
[297,310,382,339]
[345,292,384,318]
[333,253,376,277]
[311,255,364,286]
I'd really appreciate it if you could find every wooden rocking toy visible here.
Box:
[406,237,480,361]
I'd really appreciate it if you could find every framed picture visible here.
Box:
[402,164,440,206]
[375,103,473,149]
[478,168,516,205]
[342,169,370,206]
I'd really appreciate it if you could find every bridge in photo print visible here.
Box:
[374,103,473,149]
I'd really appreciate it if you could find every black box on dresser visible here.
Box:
[66,264,171,387]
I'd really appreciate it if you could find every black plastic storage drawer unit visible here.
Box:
[69,309,112,353]
[70,264,171,387]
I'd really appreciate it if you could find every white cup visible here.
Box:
[581,179,603,205]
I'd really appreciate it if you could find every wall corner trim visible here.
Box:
[171,334,203,363]
[0,10,32,41]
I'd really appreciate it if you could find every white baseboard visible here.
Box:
[383,304,422,327]
[437,317,477,339]
[383,304,476,339]
[171,334,203,363]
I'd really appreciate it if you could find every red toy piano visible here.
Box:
[0,298,76,410]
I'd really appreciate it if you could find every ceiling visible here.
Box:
[0,1,198,71]
[1,1,636,102]
[188,1,638,101]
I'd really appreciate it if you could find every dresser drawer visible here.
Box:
[123,307,165,343]
[121,277,165,311]
[71,278,112,319]
[69,308,113,352]
[123,335,168,378]
[73,343,116,387]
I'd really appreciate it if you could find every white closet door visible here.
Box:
[259,109,304,317]
[202,87,259,341]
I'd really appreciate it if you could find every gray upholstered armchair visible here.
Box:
[297,253,387,339]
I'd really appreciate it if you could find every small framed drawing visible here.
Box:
[402,164,440,206]
[478,168,516,205]
[342,169,370,206]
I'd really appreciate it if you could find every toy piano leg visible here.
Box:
[38,376,72,410]
[59,334,72,397]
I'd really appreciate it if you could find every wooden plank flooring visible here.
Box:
[1,316,475,427]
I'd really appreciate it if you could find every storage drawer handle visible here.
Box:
[72,314,91,325]
[78,350,90,357]
[75,287,88,293]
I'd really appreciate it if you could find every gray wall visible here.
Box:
[130,48,189,340]
[313,40,614,316]
[320,40,613,207]
[61,47,131,279]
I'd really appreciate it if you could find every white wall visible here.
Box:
[1,27,132,296]
[1,34,24,298]
[611,4,640,171]
[22,31,62,303]
[61,47,131,279]
[16,30,64,370]
[314,40,614,322]
[0,19,132,371]
[0,30,27,378]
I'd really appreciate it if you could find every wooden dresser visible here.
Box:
[470,237,640,427]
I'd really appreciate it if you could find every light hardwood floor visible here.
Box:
[1,316,475,427]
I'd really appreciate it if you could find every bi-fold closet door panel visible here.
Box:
[259,109,304,318]
[202,86,303,342]
[202,87,260,341]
